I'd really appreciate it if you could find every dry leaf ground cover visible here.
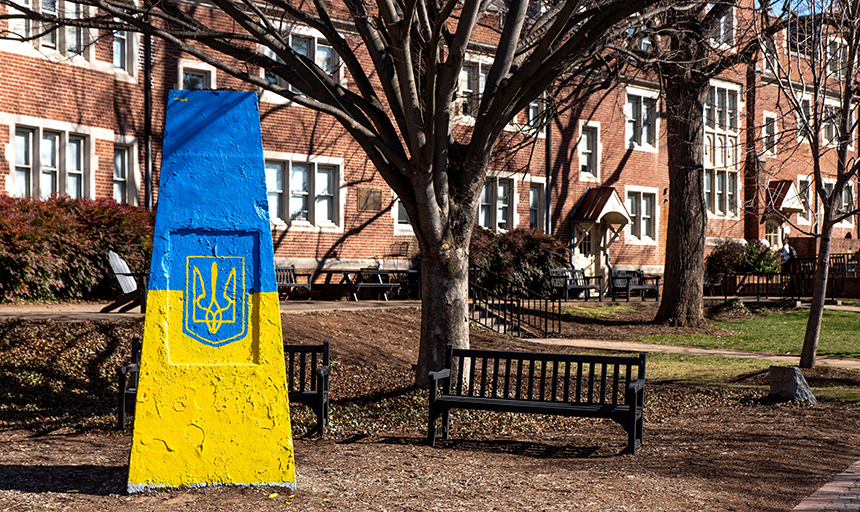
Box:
[1,303,860,511]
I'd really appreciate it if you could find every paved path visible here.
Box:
[0,300,858,511]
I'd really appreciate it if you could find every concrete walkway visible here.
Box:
[0,299,858,511]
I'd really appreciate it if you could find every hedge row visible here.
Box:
[0,196,154,302]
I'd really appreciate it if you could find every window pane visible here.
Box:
[642,99,654,145]
[728,173,738,215]
[14,130,31,198]
[529,185,541,229]
[496,180,510,230]
[113,29,127,69]
[41,133,58,199]
[643,194,654,238]
[67,137,83,199]
[626,96,640,145]
[183,71,208,90]
[42,0,57,47]
[113,147,127,203]
[291,36,310,57]
[290,164,309,220]
[717,171,726,213]
[315,166,334,223]
[580,127,595,175]
[397,200,411,225]
[265,162,283,219]
[479,184,491,228]
[66,2,82,54]
[316,43,334,75]
[15,130,31,166]
[627,192,640,238]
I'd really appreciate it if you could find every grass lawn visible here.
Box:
[639,308,860,359]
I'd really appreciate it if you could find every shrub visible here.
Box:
[706,238,781,275]
[0,196,153,302]
[469,227,568,295]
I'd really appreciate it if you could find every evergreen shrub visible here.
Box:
[706,238,781,275]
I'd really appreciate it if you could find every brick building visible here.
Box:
[2,2,857,288]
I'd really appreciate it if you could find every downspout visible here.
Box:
[144,30,153,211]
[545,102,553,236]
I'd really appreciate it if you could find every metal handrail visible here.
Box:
[467,266,561,338]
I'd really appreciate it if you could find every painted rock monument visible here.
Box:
[127,90,295,492]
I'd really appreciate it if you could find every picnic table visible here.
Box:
[317,269,419,301]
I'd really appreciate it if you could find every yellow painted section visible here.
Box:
[127,289,294,491]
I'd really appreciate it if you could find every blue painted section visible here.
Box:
[149,90,276,298]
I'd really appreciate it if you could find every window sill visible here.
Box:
[624,236,657,246]
[628,142,658,154]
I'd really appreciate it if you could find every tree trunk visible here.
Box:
[414,238,471,386]
[653,78,707,327]
[799,221,834,368]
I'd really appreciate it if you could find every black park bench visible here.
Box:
[275,265,313,299]
[428,346,646,454]
[549,268,603,301]
[118,339,330,436]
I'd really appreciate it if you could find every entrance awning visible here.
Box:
[571,187,632,225]
[768,180,804,215]
[570,187,632,248]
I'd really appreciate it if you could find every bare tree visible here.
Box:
[756,0,860,367]
[621,0,768,327]
[2,0,662,382]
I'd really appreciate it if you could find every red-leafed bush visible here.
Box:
[470,227,568,296]
[0,196,153,302]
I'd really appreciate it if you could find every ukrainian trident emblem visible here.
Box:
[183,256,248,346]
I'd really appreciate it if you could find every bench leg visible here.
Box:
[427,407,439,447]
[117,370,128,430]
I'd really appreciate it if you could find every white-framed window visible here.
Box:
[823,105,840,146]
[704,168,738,217]
[578,123,600,180]
[478,177,515,232]
[709,7,734,46]
[704,82,740,218]
[12,126,89,199]
[391,194,414,236]
[797,97,812,141]
[626,187,658,244]
[798,176,812,224]
[261,32,336,90]
[178,59,216,90]
[264,154,344,231]
[788,18,814,59]
[112,19,137,77]
[625,87,658,151]
[761,35,779,75]
[824,180,855,226]
[528,182,545,231]
[9,0,87,56]
[827,38,850,78]
[763,113,777,155]
[113,145,129,203]
[459,62,488,118]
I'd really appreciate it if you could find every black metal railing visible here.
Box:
[705,253,860,301]
[467,266,561,338]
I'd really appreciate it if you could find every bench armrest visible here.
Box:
[429,369,451,381]
[640,276,660,286]
[627,378,645,393]
[116,363,139,376]
[315,365,330,378]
